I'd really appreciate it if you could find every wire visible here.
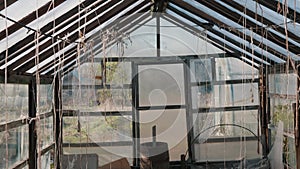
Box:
[184,123,259,160]
[0,13,80,45]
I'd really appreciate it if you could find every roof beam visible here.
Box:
[58,11,153,76]
[166,7,266,67]
[0,0,18,11]
[40,1,151,75]
[0,70,53,84]
[12,0,137,73]
[0,0,106,67]
[171,0,286,63]
[256,0,300,24]
[0,0,66,41]
[195,0,299,56]
[221,0,300,45]
[164,15,260,69]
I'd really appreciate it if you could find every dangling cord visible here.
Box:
[4,0,9,168]
[34,0,43,167]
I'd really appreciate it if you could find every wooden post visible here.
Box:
[54,75,62,169]
[295,66,300,169]
[259,65,269,157]
[28,79,37,169]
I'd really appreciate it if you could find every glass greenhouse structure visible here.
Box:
[0,0,300,168]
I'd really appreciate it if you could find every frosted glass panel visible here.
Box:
[138,64,185,106]
[139,109,187,161]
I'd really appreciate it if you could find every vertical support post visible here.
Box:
[295,66,300,169]
[259,65,269,157]
[54,75,62,169]
[156,13,160,57]
[184,58,195,162]
[132,62,140,167]
[28,79,37,169]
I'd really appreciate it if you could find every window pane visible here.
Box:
[39,85,53,113]
[138,64,185,106]
[0,84,28,124]
[63,116,132,143]
[0,126,29,168]
[193,110,261,162]
[190,58,212,82]
[139,109,187,161]
[38,116,54,149]
[216,57,258,81]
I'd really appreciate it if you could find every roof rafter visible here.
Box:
[166,6,269,66]
[5,0,121,72]
[162,15,260,69]
[170,0,279,64]
[194,0,299,57]
[40,1,152,75]
[221,0,300,45]
[0,0,106,66]
[12,0,138,73]
[0,0,18,11]
[256,0,300,23]
[0,0,66,41]
[59,14,153,76]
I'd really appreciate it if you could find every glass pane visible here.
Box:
[63,115,133,166]
[40,151,52,169]
[191,86,214,109]
[0,126,29,168]
[216,57,259,81]
[213,83,259,107]
[95,18,157,58]
[62,63,102,86]
[63,116,132,143]
[105,62,131,85]
[63,146,133,167]
[38,116,53,149]
[160,17,224,56]
[39,85,53,113]
[269,73,297,95]
[193,110,260,162]
[138,64,185,106]
[192,83,259,109]
[270,97,294,133]
[0,84,28,124]
[139,109,187,161]
[190,58,212,82]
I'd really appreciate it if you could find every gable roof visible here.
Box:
[0,0,299,82]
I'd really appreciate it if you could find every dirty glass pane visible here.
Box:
[63,116,132,143]
[38,116,53,149]
[216,57,258,81]
[193,110,260,162]
[105,62,131,85]
[192,83,259,109]
[39,85,53,113]
[213,83,259,107]
[190,58,212,83]
[40,151,52,169]
[63,115,133,167]
[191,86,213,109]
[63,146,133,167]
[62,63,102,86]
[95,18,157,58]
[138,64,185,106]
[269,73,297,95]
[160,17,223,56]
[0,84,28,124]
[0,126,29,168]
[139,109,187,161]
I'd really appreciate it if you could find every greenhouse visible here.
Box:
[0,0,300,168]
